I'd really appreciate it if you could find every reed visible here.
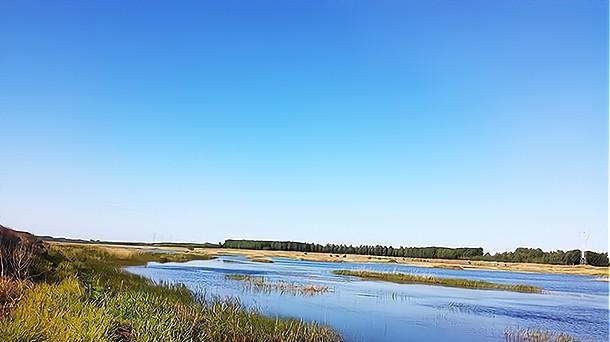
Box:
[0,244,342,342]
[226,274,331,295]
[333,270,543,293]
[504,328,579,342]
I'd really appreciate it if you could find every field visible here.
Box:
[48,241,609,277]
[198,248,608,277]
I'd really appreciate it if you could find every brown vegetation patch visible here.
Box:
[504,328,579,342]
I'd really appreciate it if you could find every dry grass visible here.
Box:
[0,277,31,318]
[504,328,580,342]
[49,242,609,277]
[249,256,274,263]
[197,248,609,277]
[433,265,464,270]
[226,274,332,296]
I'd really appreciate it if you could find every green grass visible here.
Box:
[333,270,543,293]
[0,244,342,342]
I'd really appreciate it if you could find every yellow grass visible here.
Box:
[49,242,609,277]
[199,248,609,277]
[248,256,274,263]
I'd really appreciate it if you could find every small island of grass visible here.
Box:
[504,328,579,342]
[332,270,543,293]
[248,256,274,263]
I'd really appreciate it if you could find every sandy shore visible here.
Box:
[199,248,609,277]
[49,241,609,277]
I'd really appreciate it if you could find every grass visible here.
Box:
[226,274,256,281]
[333,270,543,293]
[504,328,580,342]
[226,274,332,296]
[201,248,610,277]
[0,278,31,318]
[249,256,274,263]
[433,264,464,270]
[0,244,342,342]
[74,245,215,266]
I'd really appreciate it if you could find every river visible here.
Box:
[126,255,608,341]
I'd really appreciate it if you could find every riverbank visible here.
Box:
[199,248,609,277]
[46,241,609,277]
[0,241,341,342]
[42,241,601,341]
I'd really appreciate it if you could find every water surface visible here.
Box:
[126,256,608,341]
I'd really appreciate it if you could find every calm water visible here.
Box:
[126,256,609,342]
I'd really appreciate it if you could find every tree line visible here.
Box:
[474,247,609,267]
[222,239,609,267]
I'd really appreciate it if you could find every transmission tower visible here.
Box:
[580,231,590,265]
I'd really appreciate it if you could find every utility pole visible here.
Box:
[580,231,590,265]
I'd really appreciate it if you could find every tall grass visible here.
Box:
[333,270,543,293]
[0,244,342,342]
[1,277,115,341]
[0,277,31,318]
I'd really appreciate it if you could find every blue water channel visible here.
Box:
[126,255,609,341]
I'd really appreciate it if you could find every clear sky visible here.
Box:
[0,1,607,252]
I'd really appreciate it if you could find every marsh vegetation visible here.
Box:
[504,328,580,342]
[248,256,274,263]
[333,270,543,293]
[0,227,341,342]
[0,226,602,341]
[225,274,331,295]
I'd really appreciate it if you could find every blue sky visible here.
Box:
[0,1,607,252]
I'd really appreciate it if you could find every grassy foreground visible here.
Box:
[333,270,543,293]
[0,244,342,342]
